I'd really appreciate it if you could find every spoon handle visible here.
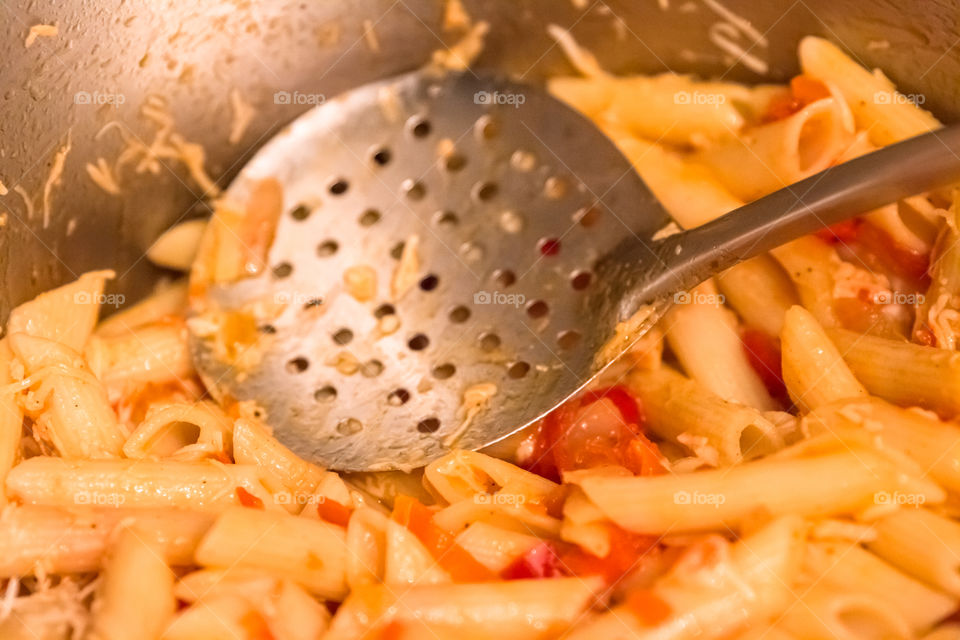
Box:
[641,125,960,302]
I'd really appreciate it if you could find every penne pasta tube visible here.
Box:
[827,327,960,416]
[804,540,956,632]
[866,508,960,598]
[780,305,867,412]
[550,73,748,147]
[10,333,125,459]
[565,516,806,640]
[384,519,450,585]
[566,442,938,534]
[194,506,349,600]
[805,397,960,492]
[454,521,541,573]
[695,97,854,201]
[147,219,207,271]
[666,280,776,410]
[771,236,842,328]
[85,318,193,389]
[325,576,603,640]
[95,279,188,337]
[89,525,176,640]
[7,270,114,352]
[172,570,331,640]
[424,449,557,506]
[612,135,742,229]
[799,36,940,146]
[344,506,389,589]
[623,366,783,466]
[123,400,233,460]
[777,584,913,640]
[0,505,212,576]
[6,457,275,512]
[716,255,799,337]
[232,417,326,508]
[161,592,259,640]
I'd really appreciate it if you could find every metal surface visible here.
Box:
[189,71,668,471]
[3,1,960,320]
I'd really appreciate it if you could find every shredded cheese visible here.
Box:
[431,21,489,71]
[13,185,34,220]
[391,235,420,301]
[85,158,121,195]
[443,0,471,30]
[443,382,498,446]
[42,134,72,228]
[326,351,360,375]
[546,24,607,78]
[0,179,7,196]
[24,23,58,48]
[362,19,381,53]
[228,89,256,145]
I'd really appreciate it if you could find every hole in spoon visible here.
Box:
[417,417,441,433]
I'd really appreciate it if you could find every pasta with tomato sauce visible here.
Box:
[0,34,958,640]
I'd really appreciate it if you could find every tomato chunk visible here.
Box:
[520,386,665,480]
[317,498,353,527]
[501,542,567,580]
[391,496,493,582]
[624,589,673,626]
[740,328,789,408]
[235,486,264,509]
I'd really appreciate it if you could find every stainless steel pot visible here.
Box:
[1,0,958,318]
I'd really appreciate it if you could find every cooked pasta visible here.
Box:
[0,33,958,640]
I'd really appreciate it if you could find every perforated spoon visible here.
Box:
[188,70,960,471]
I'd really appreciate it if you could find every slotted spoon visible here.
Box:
[188,70,960,471]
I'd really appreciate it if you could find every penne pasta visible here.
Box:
[6,457,275,512]
[827,327,960,416]
[0,505,212,576]
[799,35,940,146]
[780,305,867,412]
[85,318,194,390]
[194,506,349,599]
[94,279,188,337]
[866,508,960,598]
[566,439,939,534]
[624,366,783,466]
[716,255,799,337]
[89,525,176,640]
[326,576,603,640]
[666,280,776,410]
[147,219,207,271]
[804,540,956,632]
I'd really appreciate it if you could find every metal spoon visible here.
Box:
[188,70,960,471]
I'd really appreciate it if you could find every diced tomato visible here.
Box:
[814,218,861,245]
[624,589,673,626]
[236,486,264,509]
[855,220,930,285]
[560,524,659,586]
[239,610,275,640]
[740,328,789,407]
[763,75,831,122]
[501,542,567,580]
[391,496,494,582]
[520,386,665,481]
[317,498,353,527]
